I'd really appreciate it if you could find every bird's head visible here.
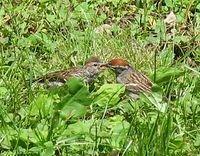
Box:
[83,56,107,79]
[107,58,131,75]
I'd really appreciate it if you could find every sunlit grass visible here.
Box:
[0,0,200,155]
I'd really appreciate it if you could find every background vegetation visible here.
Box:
[0,0,200,155]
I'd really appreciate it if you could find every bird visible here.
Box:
[106,58,153,100]
[33,56,107,86]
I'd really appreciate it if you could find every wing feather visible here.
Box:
[125,71,152,94]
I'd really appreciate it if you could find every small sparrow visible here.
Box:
[107,58,153,100]
[34,56,107,86]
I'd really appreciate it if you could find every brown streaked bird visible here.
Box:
[107,58,153,100]
[34,56,106,86]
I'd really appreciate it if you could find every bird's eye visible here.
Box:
[93,63,98,66]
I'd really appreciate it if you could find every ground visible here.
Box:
[0,0,200,155]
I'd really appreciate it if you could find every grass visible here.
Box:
[0,0,200,155]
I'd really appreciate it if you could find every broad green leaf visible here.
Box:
[41,141,54,156]
[3,113,13,123]
[19,123,48,145]
[102,115,129,147]
[67,77,86,94]
[56,78,92,119]
[61,120,92,136]
[29,94,54,117]
[0,126,18,149]
[36,120,49,139]
[92,84,125,107]
[19,128,38,144]
[29,147,42,154]
[152,67,184,84]
[59,101,87,119]
[141,92,167,113]
[56,120,94,147]
[0,134,12,150]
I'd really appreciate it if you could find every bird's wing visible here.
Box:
[127,71,152,93]
[34,68,78,83]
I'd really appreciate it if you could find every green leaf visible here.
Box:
[164,0,173,7]
[102,115,130,147]
[174,35,190,43]
[56,78,92,119]
[0,126,18,150]
[59,101,87,119]
[39,0,51,3]
[61,120,92,136]
[0,37,9,44]
[152,67,184,84]
[0,87,8,98]
[141,92,168,113]
[67,77,86,94]
[36,120,49,139]
[197,3,200,10]
[194,134,200,147]
[92,84,125,107]
[29,94,54,117]
[27,34,38,45]
[46,14,56,23]
[41,141,54,156]
[4,113,14,123]
[19,128,38,144]
[29,147,42,154]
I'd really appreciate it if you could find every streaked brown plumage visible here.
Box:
[34,56,106,86]
[107,58,153,100]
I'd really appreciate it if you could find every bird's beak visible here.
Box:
[107,64,117,70]
[100,63,109,68]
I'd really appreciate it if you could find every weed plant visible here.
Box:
[0,0,200,155]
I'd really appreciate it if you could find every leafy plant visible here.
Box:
[0,0,200,155]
